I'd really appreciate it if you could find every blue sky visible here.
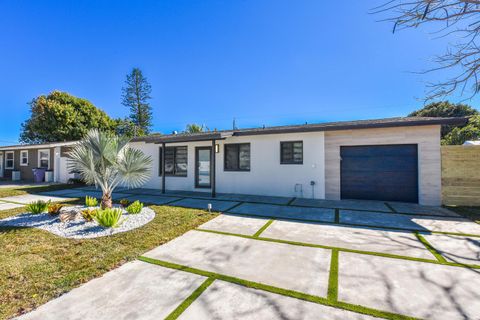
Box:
[0,0,478,145]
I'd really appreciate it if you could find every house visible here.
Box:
[131,117,467,206]
[463,140,480,146]
[0,141,77,183]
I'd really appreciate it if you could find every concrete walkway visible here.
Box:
[7,186,480,319]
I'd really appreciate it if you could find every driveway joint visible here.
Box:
[195,228,480,269]
[138,256,420,320]
[414,232,448,263]
[252,219,274,237]
[224,210,480,238]
[165,277,215,320]
[327,249,339,302]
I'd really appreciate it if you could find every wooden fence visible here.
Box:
[442,145,480,206]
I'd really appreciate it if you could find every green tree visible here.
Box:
[68,129,152,209]
[113,118,138,137]
[121,68,153,136]
[408,101,479,138]
[443,115,480,145]
[185,123,206,133]
[20,91,118,144]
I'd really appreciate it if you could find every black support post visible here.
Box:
[161,142,166,194]
[211,139,216,198]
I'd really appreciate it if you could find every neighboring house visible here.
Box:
[0,141,78,183]
[463,140,480,146]
[131,117,466,206]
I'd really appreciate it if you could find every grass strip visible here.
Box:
[327,249,339,301]
[224,201,244,212]
[195,228,480,269]
[165,277,215,320]
[161,197,187,205]
[138,256,419,320]
[286,197,297,206]
[253,219,274,237]
[384,203,397,213]
[414,232,448,263]
[334,208,340,223]
[223,210,480,238]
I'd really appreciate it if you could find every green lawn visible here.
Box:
[447,206,480,224]
[0,184,81,198]
[0,205,217,319]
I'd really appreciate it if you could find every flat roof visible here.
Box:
[0,140,77,151]
[132,116,468,144]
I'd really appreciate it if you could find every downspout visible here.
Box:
[161,142,166,194]
[211,139,216,198]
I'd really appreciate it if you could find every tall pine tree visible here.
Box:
[121,68,153,136]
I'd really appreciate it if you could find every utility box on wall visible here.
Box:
[11,171,21,181]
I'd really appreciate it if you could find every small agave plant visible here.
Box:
[68,129,152,209]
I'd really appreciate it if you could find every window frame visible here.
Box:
[224,143,251,172]
[20,150,29,166]
[280,141,304,165]
[38,149,51,169]
[5,151,14,169]
[158,146,188,177]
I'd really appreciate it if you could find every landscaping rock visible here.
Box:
[59,208,81,222]
[0,206,155,239]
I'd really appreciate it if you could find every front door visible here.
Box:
[195,147,211,188]
[0,153,3,178]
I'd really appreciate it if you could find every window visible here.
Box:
[281,141,303,164]
[224,143,250,171]
[5,151,14,169]
[20,150,28,166]
[38,149,50,169]
[159,146,188,176]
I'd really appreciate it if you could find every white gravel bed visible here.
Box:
[0,206,155,239]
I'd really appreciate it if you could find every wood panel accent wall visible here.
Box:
[442,145,480,206]
[324,125,442,206]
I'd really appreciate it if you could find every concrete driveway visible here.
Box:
[12,188,480,320]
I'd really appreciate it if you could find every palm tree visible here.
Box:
[185,123,206,133]
[68,129,152,209]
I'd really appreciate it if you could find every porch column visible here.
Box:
[211,139,216,198]
[161,142,166,194]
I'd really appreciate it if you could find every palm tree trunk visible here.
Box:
[101,193,113,209]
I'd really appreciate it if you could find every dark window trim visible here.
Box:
[195,146,212,188]
[224,143,251,172]
[280,141,303,165]
[158,146,188,177]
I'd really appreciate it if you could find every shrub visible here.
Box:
[125,200,143,214]
[26,200,49,214]
[81,208,97,222]
[94,208,124,228]
[47,203,64,215]
[85,196,98,207]
[119,199,131,208]
[67,178,85,185]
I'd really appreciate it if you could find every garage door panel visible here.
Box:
[341,174,416,187]
[341,145,418,157]
[340,145,418,203]
[341,161,417,172]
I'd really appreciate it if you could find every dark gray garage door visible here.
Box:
[340,144,418,203]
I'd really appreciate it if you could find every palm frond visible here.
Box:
[115,147,152,188]
[67,129,152,197]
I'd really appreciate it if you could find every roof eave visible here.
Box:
[232,117,468,137]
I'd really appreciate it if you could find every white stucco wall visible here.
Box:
[129,131,326,199]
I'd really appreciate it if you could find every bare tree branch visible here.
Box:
[373,1,480,101]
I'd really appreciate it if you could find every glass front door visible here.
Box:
[195,147,211,188]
